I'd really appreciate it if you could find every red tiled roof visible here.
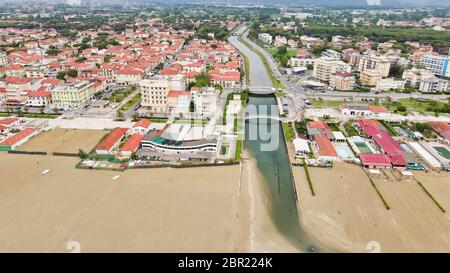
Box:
[120,134,144,152]
[27,90,51,97]
[167,90,190,97]
[0,128,35,147]
[428,122,450,134]
[5,77,32,85]
[368,105,388,113]
[314,134,337,157]
[359,153,391,167]
[308,121,329,129]
[116,69,142,75]
[0,117,19,126]
[133,119,152,129]
[95,128,128,151]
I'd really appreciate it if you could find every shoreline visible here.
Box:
[241,149,299,253]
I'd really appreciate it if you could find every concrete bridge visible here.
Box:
[244,115,281,121]
[248,86,275,95]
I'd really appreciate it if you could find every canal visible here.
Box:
[229,26,324,252]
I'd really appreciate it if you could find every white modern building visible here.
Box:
[420,55,450,77]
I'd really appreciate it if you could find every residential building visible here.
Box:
[420,55,450,77]
[357,54,391,77]
[139,75,186,113]
[258,33,272,44]
[312,57,351,82]
[419,77,449,93]
[329,72,355,91]
[402,68,435,87]
[375,78,405,91]
[360,70,382,86]
[289,57,314,68]
[195,87,219,118]
[51,81,95,110]
[321,49,341,60]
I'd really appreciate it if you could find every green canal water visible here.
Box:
[244,95,324,253]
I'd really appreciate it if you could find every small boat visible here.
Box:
[112,175,120,180]
[42,169,50,175]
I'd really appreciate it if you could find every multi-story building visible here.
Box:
[51,81,95,110]
[0,51,7,67]
[258,33,272,44]
[139,75,186,113]
[342,49,360,66]
[357,54,391,77]
[313,57,351,82]
[419,78,449,93]
[420,55,450,77]
[360,70,382,86]
[410,45,433,65]
[329,72,355,91]
[321,49,341,60]
[375,78,405,91]
[289,57,315,68]
[402,68,435,87]
[195,87,219,118]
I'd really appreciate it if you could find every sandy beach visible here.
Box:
[294,162,450,252]
[17,128,107,154]
[0,153,248,252]
[241,150,299,253]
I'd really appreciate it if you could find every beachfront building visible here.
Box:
[95,128,129,155]
[329,72,355,91]
[359,153,392,169]
[195,87,219,118]
[0,128,38,151]
[26,89,52,107]
[313,57,351,83]
[131,119,152,135]
[139,75,186,113]
[51,81,95,110]
[293,138,311,157]
[118,133,144,159]
[357,119,407,168]
[420,54,450,77]
[138,124,220,161]
[428,121,450,144]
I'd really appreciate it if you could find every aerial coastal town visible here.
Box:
[0,1,450,254]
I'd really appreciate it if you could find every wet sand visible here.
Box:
[0,153,248,252]
[17,128,106,154]
[294,162,450,252]
[241,150,298,252]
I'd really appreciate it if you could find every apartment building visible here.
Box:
[195,87,219,118]
[313,57,351,82]
[289,57,314,68]
[420,55,450,77]
[357,54,391,77]
[419,78,449,93]
[402,68,435,87]
[360,70,382,86]
[52,81,95,110]
[329,72,356,91]
[139,75,186,113]
[258,33,272,44]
